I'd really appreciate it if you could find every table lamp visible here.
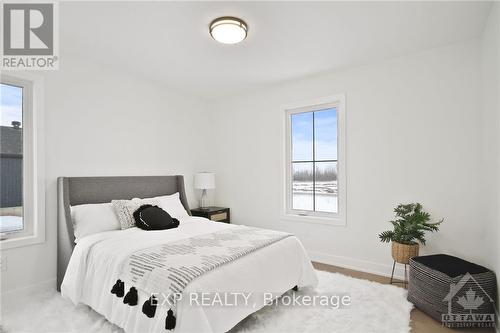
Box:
[194,172,215,209]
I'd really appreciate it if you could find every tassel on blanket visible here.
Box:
[142,295,158,318]
[165,309,176,330]
[111,280,125,297]
[123,287,138,306]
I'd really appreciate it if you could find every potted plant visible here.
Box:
[379,203,443,264]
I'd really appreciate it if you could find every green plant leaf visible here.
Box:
[379,230,395,243]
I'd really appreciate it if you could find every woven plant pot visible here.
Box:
[391,241,419,264]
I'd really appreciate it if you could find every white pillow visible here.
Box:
[111,198,160,230]
[70,203,121,242]
[141,192,189,220]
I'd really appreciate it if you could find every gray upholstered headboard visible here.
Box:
[57,175,191,291]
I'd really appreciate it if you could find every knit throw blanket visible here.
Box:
[116,225,291,328]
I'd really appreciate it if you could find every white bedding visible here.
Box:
[61,216,317,333]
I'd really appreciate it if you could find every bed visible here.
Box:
[57,175,317,333]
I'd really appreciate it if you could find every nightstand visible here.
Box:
[191,207,230,223]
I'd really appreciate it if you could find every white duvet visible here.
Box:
[61,217,317,333]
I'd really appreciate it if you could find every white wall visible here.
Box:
[0,54,213,293]
[481,3,500,300]
[212,40,489,278]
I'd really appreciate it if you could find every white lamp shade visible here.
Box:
[194,172,215,190]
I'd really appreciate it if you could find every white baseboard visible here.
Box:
[308,250,407,281]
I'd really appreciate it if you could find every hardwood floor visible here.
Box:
[312,262,496,333]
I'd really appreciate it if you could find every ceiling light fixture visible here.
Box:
[209,17,248,44]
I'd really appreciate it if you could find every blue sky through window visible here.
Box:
[1,83,23,127]
[291,107,337,161]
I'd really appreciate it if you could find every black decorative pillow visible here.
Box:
[133,205,180,231]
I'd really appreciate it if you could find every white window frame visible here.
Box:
[282,94,346,226]
[0,73,45,249]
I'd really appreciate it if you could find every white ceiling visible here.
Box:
[61,1,492,101]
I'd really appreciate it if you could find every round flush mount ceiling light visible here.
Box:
[209,17,248,44]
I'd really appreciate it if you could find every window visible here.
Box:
[0,82,25,234]
[1,74,45,248]
[284,95,345,225]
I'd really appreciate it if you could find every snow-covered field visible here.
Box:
[293,181,338,213]
[0,216,23,233]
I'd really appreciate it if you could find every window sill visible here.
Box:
[0,233,45,250]
[281,213,346,226]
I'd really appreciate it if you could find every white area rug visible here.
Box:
[1,271,412,333]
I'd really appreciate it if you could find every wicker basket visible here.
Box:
[391,241,419,264]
